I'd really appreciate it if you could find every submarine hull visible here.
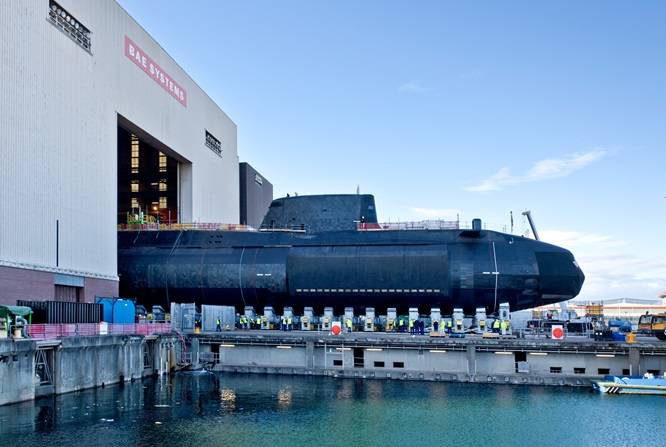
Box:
[118,228,584,315]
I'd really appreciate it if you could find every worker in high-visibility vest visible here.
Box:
[398,319,405,333]
[287,316,293,331]
[493,319,501,333]
[446,320,452,334]
[409,319,415,335]
[500,320,508,335]
[256,317,262,329]
[345,318,352,333]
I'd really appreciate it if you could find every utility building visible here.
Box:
[239,162,273,228]
[0,0,239,304]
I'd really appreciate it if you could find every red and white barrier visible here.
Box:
[25,323,171,340]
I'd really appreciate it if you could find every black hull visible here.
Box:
[118,228,584,315]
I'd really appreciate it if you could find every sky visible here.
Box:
[117,0,666,302]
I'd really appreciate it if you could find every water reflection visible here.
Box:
[0,373,663,447]
[276,388,292,409]
[219,388,236,412]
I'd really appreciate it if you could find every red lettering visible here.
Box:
[125,35,187,107]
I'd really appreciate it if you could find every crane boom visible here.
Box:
[522,210,540,241]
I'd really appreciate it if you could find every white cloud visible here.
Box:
[398,80,433,94]
[410,207,461,220]
[539,230,625,249]
[541,229,666,301]
[465,150,607,192]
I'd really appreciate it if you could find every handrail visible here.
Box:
[117,221,513,233]
[358,220,511,233]
[118,223,256,231]
[24,323,172,340]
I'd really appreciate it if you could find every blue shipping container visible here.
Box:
[96,297,136,324]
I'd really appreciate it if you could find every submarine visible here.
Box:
[117,194,585,315]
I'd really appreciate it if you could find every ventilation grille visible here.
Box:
[205,130,222,156]
[48,1,91,53]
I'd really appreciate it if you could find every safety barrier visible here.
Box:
[118,222,256,232]
[25,323,171,340]
[358,220,511,233]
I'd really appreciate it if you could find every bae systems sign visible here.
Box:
[124,36,187,107]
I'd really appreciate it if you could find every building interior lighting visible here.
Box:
[220,344,235,348]
[429,350,447,353]
[366,348,382,352]
[494,351,513,355]
[276,345,292,349]
[595,354,616,358]
[529,352,548,356]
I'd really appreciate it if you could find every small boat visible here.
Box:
[593,373,666,395]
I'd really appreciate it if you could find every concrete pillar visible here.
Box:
[467,344,477,375]
[629,347,640,376]
[157,340,173,375]
[306,341,315,369]
[190,338,200,367]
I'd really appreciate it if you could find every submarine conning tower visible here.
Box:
[260,194,378,233]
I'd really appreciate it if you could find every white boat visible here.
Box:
[593,373,666,395]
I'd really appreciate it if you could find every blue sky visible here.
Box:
[118,0,666,301]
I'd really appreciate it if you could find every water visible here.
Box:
[0,373,661,447]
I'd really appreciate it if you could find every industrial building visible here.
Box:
[0,0,242,304]
[239,162,273,229]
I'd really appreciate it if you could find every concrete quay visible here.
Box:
[0,334,179,406]
[191,330,666,387]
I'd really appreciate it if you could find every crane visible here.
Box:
[522,210,540,241]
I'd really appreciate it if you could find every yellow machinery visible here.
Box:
[301,307,314,330]
[638,313,666,340]
[452,308,464,333]
[363,308,376,332]
[586,303,604,318]
[321,307,334,331]
[386,308,397,332]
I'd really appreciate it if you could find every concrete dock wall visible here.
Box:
[0,340,35,405]
[196,331,666,387]
[56,336,146,394]
[0,334,178,406]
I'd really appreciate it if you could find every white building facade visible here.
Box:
[0,0,239,304]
